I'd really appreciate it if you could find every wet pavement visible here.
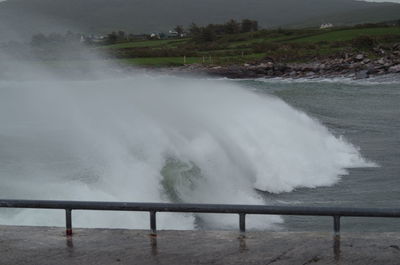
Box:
[0,225,399,264]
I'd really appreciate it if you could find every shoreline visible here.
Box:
[163,46,400,80]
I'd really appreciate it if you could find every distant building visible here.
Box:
[148,31,185,40]
[149,33,161,39]
[167,30,185,38]
[320,23,333,29]
[167,30,179,38]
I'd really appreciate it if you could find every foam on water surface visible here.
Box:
[0,59,374,230]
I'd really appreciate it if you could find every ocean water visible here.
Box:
[236,76,400,232]
[0,62,398,232]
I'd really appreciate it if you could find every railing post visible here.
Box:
[150,211,157,235]
[239,213,246,233]
[333,216,341,236]
[66,209,72,236]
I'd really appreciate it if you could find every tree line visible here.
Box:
[106,19,260,44]
[187,19,259,42]
[29,18,260,47]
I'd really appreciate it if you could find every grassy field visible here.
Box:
[104,38,188,49]
[288,27,400,42]
[116,57,200,66]
[115,53,266,67]
[100,25,400,66]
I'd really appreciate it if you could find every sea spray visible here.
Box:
[0,64,374,230]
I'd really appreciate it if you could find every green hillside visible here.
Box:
[286,27,400,42]
[96,24,400,67]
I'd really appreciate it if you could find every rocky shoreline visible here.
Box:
[169,44,400,80]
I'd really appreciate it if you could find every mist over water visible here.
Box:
[0,53,374,230]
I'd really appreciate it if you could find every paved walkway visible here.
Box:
[0,226,399,264]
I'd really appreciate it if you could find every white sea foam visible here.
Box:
[253,75,400,86]
[0,58,375,230]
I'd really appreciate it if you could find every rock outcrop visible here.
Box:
[170,43,400,79]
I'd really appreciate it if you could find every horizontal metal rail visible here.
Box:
[1,199,400,236]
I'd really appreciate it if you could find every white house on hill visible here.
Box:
[320,23,333,29]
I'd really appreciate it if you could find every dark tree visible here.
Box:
[241,19,259,32]
[212,24,226,35]
[107,32,118,44]
[189,23,201,35]
[174,25,184,35]
[224,19,240,34]
[251,20,259,32]
[200,25,217,42]
[118,30,126,41]
[241,19,253,33]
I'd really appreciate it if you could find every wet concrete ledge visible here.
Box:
[0,226,399,265]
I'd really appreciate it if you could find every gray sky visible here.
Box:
[363,0,400,2]
[0,0,363,1]
[0,0,400,2]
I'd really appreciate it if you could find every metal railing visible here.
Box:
[1,199,400,236]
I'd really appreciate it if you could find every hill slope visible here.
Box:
[1,0,400,39]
